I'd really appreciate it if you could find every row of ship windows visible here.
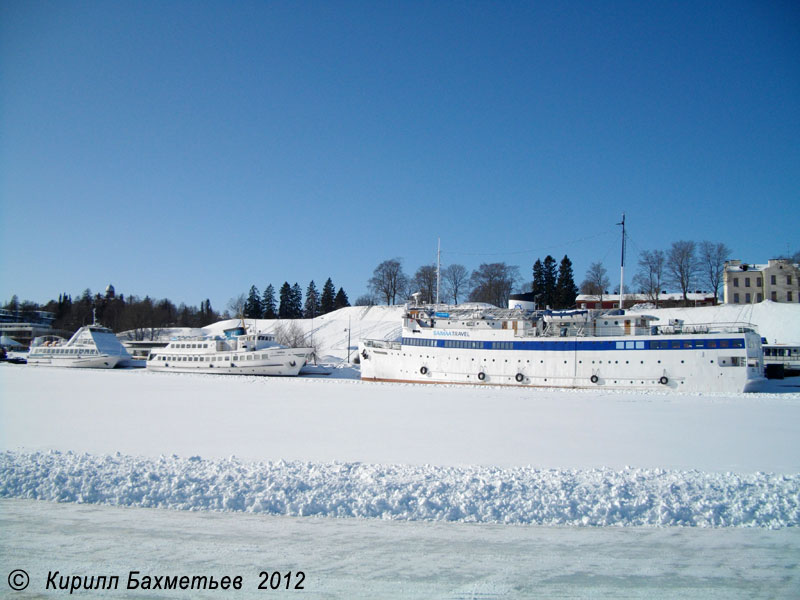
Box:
[170,343,211,349]
[764,347,800,357]
[153,354,268,362]
[34,348,98,355]
[406,354,672,365]
[404,339,743,350]
[650,339,743,349]
[404,354,753,367]
[407,339,515,349]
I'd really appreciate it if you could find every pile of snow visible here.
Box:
[2,451,797,528]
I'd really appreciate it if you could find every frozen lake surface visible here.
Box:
[1,365,799,597]
[3,499,799,599]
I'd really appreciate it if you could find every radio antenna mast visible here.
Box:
[617,213,626,309]
[436,238,441,305]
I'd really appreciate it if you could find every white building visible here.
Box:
[723,259,800,305]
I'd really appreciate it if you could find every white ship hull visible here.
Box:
[359,307,766,394]
[26,354,123,369]
[147,348,311,376]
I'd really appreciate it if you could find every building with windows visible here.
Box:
[723,259,800,305]
[0,308,59,347]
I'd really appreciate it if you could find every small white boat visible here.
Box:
[146,330,313,376]
[27,322,133,369]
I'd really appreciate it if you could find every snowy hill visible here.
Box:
[190,305,405,362]
[629,300,800,345]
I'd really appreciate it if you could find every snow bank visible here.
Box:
[2,451,797,529]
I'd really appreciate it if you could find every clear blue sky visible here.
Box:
[2,1,798,310]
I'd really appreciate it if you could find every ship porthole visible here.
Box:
[477,372,486,381]
[515,373,524,382]
[420,366,428,375]
[659,376,669,385]
[590,374,599,384]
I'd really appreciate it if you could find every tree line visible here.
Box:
[3,276,351,339]
[580,240,737,307]
[3,290,221,339]
[365,241,800,311]
[363,255,579,310]
[233,278,350,320]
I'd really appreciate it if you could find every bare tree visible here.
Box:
[580,262,610,302]
[698,241,731,304]
[666,240,699,306]
[368,259,408,305]
[227,294,246,319]
[354,294,376,306]
[633,249,666,307]
[468,263,519,307]
[273,321,316,358]
[442,263,470,304]
[411,265,438,304]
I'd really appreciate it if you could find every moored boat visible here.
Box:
[27,322,133,369]
[146,329,313,376]
[358,304,766,393]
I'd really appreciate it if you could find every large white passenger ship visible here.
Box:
[146,329,313,376]
[27,322,133,369]
[359,305,766,393]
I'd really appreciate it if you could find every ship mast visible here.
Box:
[435,238,441,305]
[618,213,626,310]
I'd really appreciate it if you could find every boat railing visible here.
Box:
[363,339,402,351]
[521,321,758,338]
[653,322,757,335]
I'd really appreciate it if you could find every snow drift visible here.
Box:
[2,451,797,529]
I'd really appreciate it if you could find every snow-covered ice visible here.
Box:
[1,321,799,597]
[3,498,799,599]
[2,365,799,530]
[2,366,799,472]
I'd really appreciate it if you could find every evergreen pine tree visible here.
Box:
[542,255,557,308]
[304,280,321,318]
[244,285,262,319]
[278,282,293,319]
[262,284,277,319]
[334,287,350,309]
[555,255,578,308]
[320,278,336,314]
[290,283,303,318]
[532,259,545,304]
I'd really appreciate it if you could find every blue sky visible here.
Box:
[1,1,798,310]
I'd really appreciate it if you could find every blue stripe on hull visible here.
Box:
[401,337,747,351]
